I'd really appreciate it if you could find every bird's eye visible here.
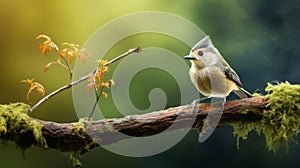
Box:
[198,51,204,56]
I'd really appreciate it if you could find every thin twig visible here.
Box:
[104,47,141,66]
[28,47,141,113]
[56,60,69,71]
[61,56,73,82]
[88,86,104,118]
[29,84,72,113]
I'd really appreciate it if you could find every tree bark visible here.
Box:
[29,96,268,152]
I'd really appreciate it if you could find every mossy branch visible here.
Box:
[0,82,299,163]
[1,97,266,152]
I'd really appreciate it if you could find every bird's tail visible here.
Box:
[234,88,252,98]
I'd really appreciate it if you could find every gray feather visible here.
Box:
[192,36,211,51]
[233,88,252,98]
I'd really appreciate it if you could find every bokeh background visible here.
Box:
[0,0,300,167]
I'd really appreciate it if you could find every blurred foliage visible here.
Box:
[0,0,300,167]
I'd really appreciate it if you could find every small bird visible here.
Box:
[184,36,252,99]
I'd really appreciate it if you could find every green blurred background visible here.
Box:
[0,0,300,167]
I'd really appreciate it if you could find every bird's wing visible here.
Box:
[221,57,252,98]
[217,54,243,88]
[224,66,243,88]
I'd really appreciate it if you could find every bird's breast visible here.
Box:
[189,67,236,97]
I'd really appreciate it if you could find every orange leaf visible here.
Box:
[21,78,34,85]
[40,41,51,55]
[22,79,45,103]
[36,34,51,41]
[44,62,57,72]
[38,40,59,55]
[36,34,59,55]
[101,82,110,89]
[96,69,103,82]
[86,83,94,92]
[88,76,95,83]
[78,48,89,63]
[94,83,99,91]
[36,87,45,95]
[102,92,109,99]
[68,52,75,63]
[60,49,67,57]
[44,63,51,72]
[31,82,45,96]
[102,66,109,73]
[79,55,87,64]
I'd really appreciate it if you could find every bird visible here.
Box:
[184,36,252,100]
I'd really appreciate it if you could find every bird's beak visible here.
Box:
[184,55,195,60]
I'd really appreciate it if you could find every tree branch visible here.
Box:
[29,96,267,152]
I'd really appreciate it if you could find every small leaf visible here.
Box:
[78,49,89,64]
[96,69,103,82]
[36,34,59,55]
[21,78,34,85]
[31,82,45,96]
[44,63,51,72]
[102,66,109,73]
[94,83,99,91]
[79,55,87,64]
[67,51,75,63]
[44,62,56,72]
[22,79,45,104]
[102,92,109,99]
[97,59,108,66]
[88,76,95,83]
[36,34,51,41]
[86,83,94,92]
[101,82,110,89]
[62,42,79,51]
[109,79,115,86]
[60,49,67,57]
[60,48,76,63]
[36,86,45,95]
[40,41,51,55]
[50,41,59,52]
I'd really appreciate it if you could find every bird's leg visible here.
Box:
[191,97,208,114]
[198,97,226,142]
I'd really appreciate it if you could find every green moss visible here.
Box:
[0,103,47,150]
[232,82,300,152]
[232,122,258,149]
[71,118,88,139]
[263,82,300,152]
[69,152,83,168]
[70,118,95,167]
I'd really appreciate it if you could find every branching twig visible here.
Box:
[29,47,141,113]
[61,56,73,82]
[88,86,104,118]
